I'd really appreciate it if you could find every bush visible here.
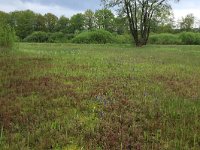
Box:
[24,32,74,43]
[149,33,181,45]
[179,32,200,45]
[48,32,65,43]
[0,24,15,49]
[114,34,133,44]
[23,31,49,43]
[48,32,74,43]
[72,30,114,44]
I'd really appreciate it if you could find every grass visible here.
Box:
[0,43,200,149]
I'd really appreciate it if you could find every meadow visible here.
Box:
[0,43,200,149]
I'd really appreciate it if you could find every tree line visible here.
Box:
[0,1,199,46]
[0,9,128,40]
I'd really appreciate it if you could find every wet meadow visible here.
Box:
[0,43,200,149]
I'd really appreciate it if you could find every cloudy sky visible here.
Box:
[0,0,199,21]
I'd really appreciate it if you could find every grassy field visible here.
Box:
[0,43,200,149]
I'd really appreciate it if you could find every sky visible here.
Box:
[0,0,199,21]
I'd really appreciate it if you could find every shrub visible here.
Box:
[0,24,15,49]
[114,34,133,44]
[179,32,200,45]
[23,31,49,43]
[24,32,74,43]
[149,33,181,45]
[48,32,64,43]
[72,30,114,44]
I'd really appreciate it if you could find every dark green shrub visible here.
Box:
[179,32,200,45]
[149,33,181,45]
[72,30,114,44]
[0,24,15,49]
[23,31,49,43]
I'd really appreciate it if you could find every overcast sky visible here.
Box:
[0,0,199,21]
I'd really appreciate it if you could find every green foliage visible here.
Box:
[180,14,195,31]
[10,10,36,39]
[149,33,181,45]
[55,16,70,33]
[84,9,95,30]
[23,31,49,43]
[0,11,10,25]
[48,32,69,43]
[114,34,133,44]
[34,14,46,32]
[179,32,200,45]
[44,13,58,32]
[0,24,15,49]
[69,13,85,33]
[23,31,74,43]
[72,30,114,44]
[95,9,115,32]
[149,33,200,45]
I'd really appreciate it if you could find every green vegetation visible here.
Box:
[72,30,114,44]
[0,24,15,49]
[23,32,74,43]
[23,31,49,43]
[149,33,181,45]
[0,43,200,149]
[179,32,200,45]
[149,32,200,45]
[0,8,199,46]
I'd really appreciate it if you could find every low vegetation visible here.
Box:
[23,32,74,43]
[149,33,181,45]
[0,43,200,149]
[149,32,200,45]
[72,30,114,44]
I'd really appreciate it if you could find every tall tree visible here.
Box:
[55,16,70,33]
[180,13,195,31]
[44,13,58,32]
[34,14,46,32]
[102,0,180,46]
[84,9,95,30]
[95,9,115,32]
[10,10,36,39]
[69,13,85,33]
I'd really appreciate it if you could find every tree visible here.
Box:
[102,0,180,46]
[84,9,95,30]
[95,9,115,32]
[34,14,46,32]
[69,13,85,33]
[180,13,195,31]
[55,16,70,33]
[44,13,58,32]
[0,11,10,25]
[114,15,129,34]
[151,5,175,33]
[10,10,36,39]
